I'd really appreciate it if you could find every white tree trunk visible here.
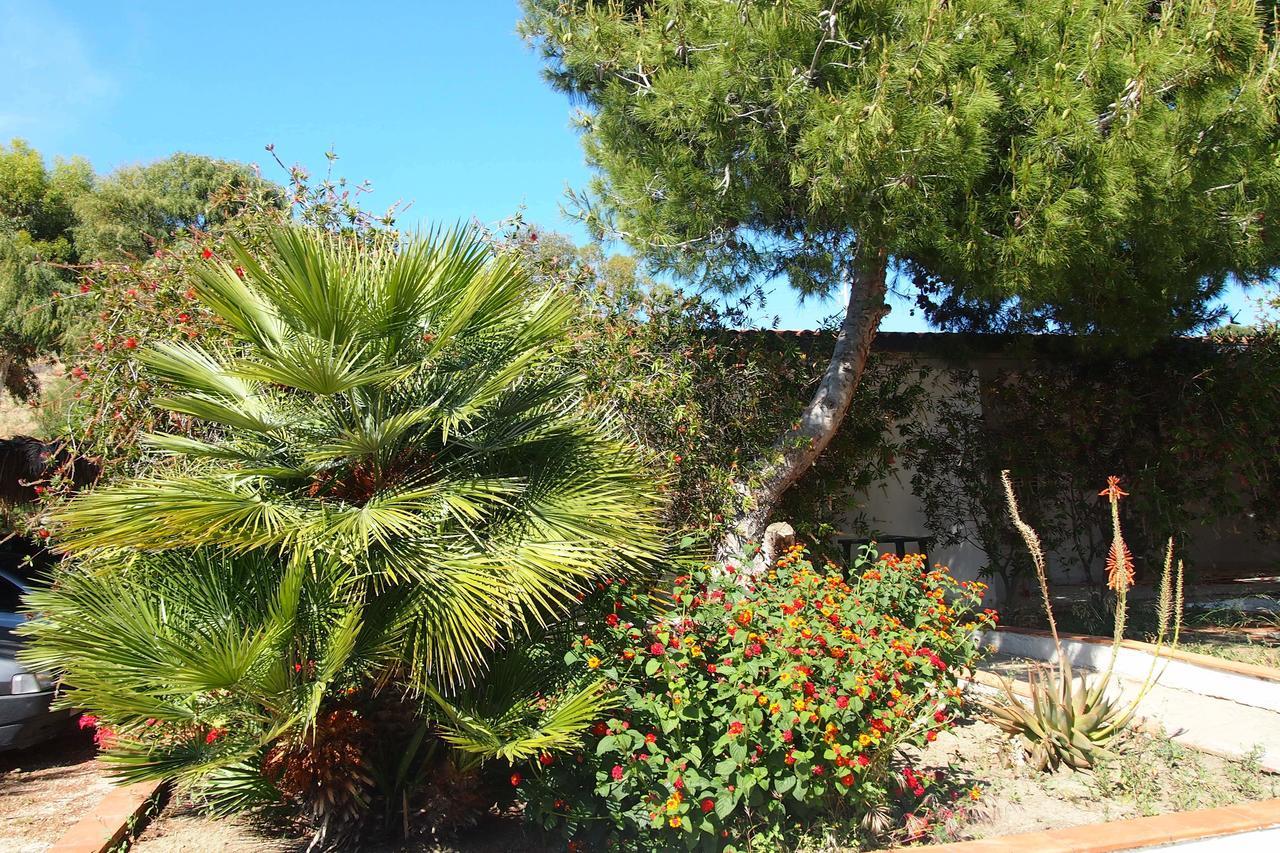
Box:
[719,248,889,563]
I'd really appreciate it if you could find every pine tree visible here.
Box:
[521,0,1280,551]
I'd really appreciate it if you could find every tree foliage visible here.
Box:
[0,140,92,398]
[72,152,282,262]
[521,0,1280,341]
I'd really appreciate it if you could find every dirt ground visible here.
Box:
[130,804,307,853]
[905,715,1280,844]
[0,729,113,853]
[131,803,550,853]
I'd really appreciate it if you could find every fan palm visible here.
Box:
[51,224,665,684]
[21,547,631,832]
[21,225,665,838]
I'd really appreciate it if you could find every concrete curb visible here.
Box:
[981,628,1280,713]
[49,780,166,853]
[904,797,1280,852]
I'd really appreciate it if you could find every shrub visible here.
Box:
[520,546,995,851]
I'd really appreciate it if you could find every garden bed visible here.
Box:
[899,716,1278,846]
[120,712,1279,851]
[0,729,113,853]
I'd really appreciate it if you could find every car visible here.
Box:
[0,564,74,751]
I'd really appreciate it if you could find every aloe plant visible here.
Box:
[986,471,1183,771]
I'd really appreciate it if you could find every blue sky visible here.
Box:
[2,1,1267,331]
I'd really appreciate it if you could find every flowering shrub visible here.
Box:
[521,546,996,850]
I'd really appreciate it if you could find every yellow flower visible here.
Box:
[668,816,682,828]
[757,694,768,706]
[587,656,601,669]
[793,698,807,712]
[859,734,872,747]
[769,702,781,715]
[890,688,901,699]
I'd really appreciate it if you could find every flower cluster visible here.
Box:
[521,546,995,850]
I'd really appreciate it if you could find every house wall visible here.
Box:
[824,347,1280,603]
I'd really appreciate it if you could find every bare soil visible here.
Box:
[0,729,113,853]
[130,803,306,853]
[901,715,1280,845]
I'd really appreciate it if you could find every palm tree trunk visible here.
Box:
[719,247,889,561]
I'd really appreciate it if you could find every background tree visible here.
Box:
[0,143,282,405]
[73,152,281,261]
[0,140,92,398]
[520,0,1280,553]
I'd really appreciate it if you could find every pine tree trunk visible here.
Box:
[719,248,889,562]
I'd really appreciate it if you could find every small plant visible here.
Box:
[986,472,1184,771]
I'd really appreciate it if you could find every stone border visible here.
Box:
[908,797,1280,852]
[982,627,1280,713]
[49,780,166,853]
[994,626,1280,683]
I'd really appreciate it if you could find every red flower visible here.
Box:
[79,282,91,293]
[177,312,191,323]
[1098,475,1129,500]
[610,764,624,781]
[123,337,138,350]
[78,714,98,730]
[857,754,870,766]
[234,266,245,279]
[841,773,855,786]
[539,753,554,766]
[701,798,714,813]
[606,613,619,627]
[649,642,665,656]
[205,727,226,744]
[781,729,793,743]
[645,732,657,744]
[510,772,522,786]
[812,764,824,776]
[592,722,608,736]
[201,248,213,259]
[728,721,744,736]
[836,695,850,709]
[36,528,50,539]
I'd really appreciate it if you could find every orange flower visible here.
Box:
[1098,476,1129,500]
[1106,538,1135,591]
